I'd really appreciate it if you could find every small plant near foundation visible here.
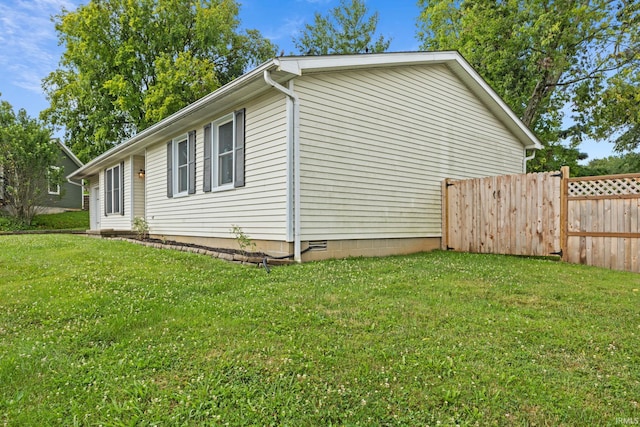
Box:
[230,224,256,255]
[132,216,149,240]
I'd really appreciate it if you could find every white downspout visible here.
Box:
[66,177,85,210]
[523,146,537,173]
[264,70,302,262]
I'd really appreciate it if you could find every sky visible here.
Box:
[0,0,615,161]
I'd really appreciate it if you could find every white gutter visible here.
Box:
[263,70,302,263]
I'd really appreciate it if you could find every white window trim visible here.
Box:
[211,113,235,191]
[172,133,189,197]
[48,166,60,195]
[105,164,121,215]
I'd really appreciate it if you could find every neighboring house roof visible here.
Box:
[54,138,83,168]
[70,51,542,180]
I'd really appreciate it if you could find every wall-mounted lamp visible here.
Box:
[138,169,145,179]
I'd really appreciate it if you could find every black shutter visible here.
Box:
[120,161,125,215]
[103,168,108,216]
[203,124,212,192]
[234,109,246,188]
[167,141,173,198]
[188,130,196,194]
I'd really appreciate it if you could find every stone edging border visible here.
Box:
[110,237,293,267]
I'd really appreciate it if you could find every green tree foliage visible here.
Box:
[581,152,640,176]
[293,0,391,55]
[0,95,60,225]
[417,0,639,170]
[42,0,277,162]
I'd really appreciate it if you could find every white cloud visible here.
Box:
[0,0,80,95]
[264,16,306,43]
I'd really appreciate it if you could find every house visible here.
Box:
[1,139,84,212]
[69,52,542,262]
[43,139,84,212]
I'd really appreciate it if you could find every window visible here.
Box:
[217,120,234,186]
[167,131,196,198]
[48,166,60,195]
[203,109,245,192]
[104,163,123,215]
[176,135,189,194]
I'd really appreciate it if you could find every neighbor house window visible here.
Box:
[104,163,124,215]
[166,130,196,198]
[48,166,60,195]
[203,109,245,192]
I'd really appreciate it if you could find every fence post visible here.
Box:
[441,179,450,250]
[560,166,570,262]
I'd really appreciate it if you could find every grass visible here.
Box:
[1,234,639,426]
[0,210,89,232]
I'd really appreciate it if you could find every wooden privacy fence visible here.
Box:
[564,172,640,272]
[442,167,640,273]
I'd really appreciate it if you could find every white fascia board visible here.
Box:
[278,51,460,73]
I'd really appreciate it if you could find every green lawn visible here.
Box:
[0,210,89,232]
[1,235,638,426]
[30,210,89,230]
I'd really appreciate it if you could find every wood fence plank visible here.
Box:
[488,176,497,254]
[510,174,518,255]
[496,175,507,253]
[452,181,461,251]
[453,182,462,250]
[603,199,612,269]
[584,200,592,266]
[525,174,534,255]
[481,177,490,253]
[623,199,631,271]
[631,199,639,272]
[463,179,472,252]
[543,172,554,254]
[537,173,543,255]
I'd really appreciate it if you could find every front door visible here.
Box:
[90,185,101,230]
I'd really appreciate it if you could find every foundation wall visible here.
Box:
[301,237,442,262]
[145,234,441,262]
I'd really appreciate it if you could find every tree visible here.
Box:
[293,0,391,55]
[42,0,277,162]
[0,96,60,225]
[416,0,639,170]
[581,152,640,176]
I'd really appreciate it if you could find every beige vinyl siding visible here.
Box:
[144,92,288,240]
[132,155,145,219]
[100,159,131,230]
[296,64,525,240]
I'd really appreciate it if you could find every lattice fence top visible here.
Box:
[568,175,640,198]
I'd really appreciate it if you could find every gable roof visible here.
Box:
[54,139,83,168]
[69,51,542,180]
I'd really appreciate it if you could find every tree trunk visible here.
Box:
[521,70,563,129]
